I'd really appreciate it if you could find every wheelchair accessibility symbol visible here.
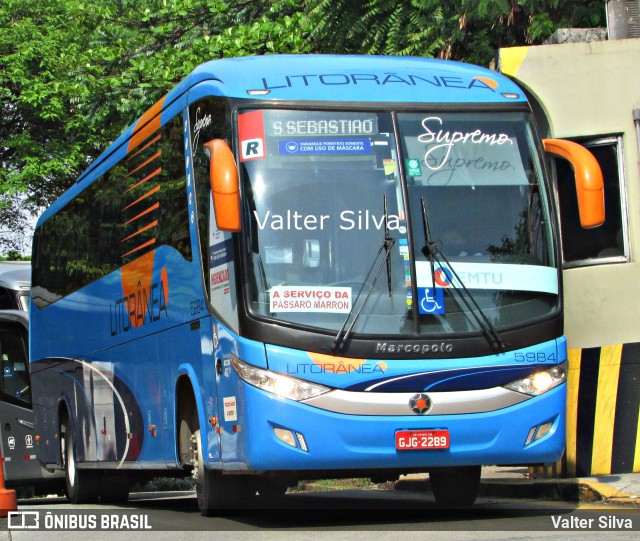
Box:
[418,287,445,314]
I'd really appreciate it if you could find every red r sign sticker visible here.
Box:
[238,111,266,161]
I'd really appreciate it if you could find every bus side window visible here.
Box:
[0,288,11,309]
[188,97,239,330]
[554,136,627,266]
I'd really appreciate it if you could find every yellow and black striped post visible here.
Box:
[532,343,640,477]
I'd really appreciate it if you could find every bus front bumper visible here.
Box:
[220,382,566,472]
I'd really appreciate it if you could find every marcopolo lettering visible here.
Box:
[376,342,453,354]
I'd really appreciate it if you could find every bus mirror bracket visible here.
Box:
[203,139,241,232]
[543,138,605,229]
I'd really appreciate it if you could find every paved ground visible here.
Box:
[396,466,640,506]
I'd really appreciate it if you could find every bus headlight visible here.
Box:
[502,361,567,396]
[232,357,331,401]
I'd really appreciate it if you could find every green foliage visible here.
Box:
[305,0,606,64]
[0,0,312,255]
[0,0,606,256]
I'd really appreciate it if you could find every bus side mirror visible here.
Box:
[203,139,241,232]
[543,138,605,229]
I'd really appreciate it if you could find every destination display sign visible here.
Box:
[264,111,379,137]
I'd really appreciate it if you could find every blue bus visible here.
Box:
[29,55,604,512]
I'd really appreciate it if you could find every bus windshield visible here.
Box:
[240,109,557,337]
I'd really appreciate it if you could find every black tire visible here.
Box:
[194,427,255,515]
[61,417,99,504]
[194,427,226,515]
[99,473,130,503]
[429,466,481,508]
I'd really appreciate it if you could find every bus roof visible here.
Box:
[185,54,524,103]
[41,55,527,226]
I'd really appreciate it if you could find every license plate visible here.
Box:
[395,429,450,450]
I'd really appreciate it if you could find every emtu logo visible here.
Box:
[434,267,453,287]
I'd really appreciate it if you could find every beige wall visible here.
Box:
[500,39,640,349]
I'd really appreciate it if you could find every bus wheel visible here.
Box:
[193,428,253,515]
[194,428,226,515]
[99,473,130,503]
[429,466,481,508]
[60,417,99,504]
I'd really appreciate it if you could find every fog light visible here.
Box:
[535,421,553,440]
[525,420,555,446]
[274,428,297,447]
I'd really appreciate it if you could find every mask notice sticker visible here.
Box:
[278,139,371,155]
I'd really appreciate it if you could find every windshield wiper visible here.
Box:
[419,197,506,353]
[332,194,395,353]
[420,197,437,295]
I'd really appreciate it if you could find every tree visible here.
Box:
[305,0,605,65]
[0,0,608,255]
[0,0,312,255]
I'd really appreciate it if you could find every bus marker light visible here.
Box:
[209,417,218,426]
[525,427,537,446]
[295,432,308,452]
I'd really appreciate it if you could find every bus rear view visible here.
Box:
[29,55,604,513]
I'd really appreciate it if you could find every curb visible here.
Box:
[394,477,639,506]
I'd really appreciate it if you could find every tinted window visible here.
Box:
[555,136,626,265]
[0,322,30,407]
[32,116,190,307]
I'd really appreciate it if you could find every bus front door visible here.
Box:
[0,319,42,484]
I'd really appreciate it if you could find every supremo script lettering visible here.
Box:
[110,279,168,336]
[418,116,513,171]
[192,107,212,149]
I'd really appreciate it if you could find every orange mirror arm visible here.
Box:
[543,138,605,229]
[203,139,241,232]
